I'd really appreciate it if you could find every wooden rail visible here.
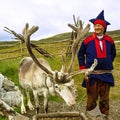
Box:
[33,112,87,120]
[0,38,120,61]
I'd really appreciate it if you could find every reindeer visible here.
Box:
[17,21,97,114]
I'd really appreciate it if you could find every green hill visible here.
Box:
[0,29,120,119]
[38,29,120,42]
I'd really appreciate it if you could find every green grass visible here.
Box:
[0,30,120,119]
[0,116,7,120]
[0,58,20,86]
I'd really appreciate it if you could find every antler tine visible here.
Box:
[73,14,77,26]
[67,20,90,74]
[22,23,29,35]
[24,23,54,77]
[78,19,83,30]
[60,49,67,73]
[68,24,78,33]
[68,59,98,79]
[24,23,38,37]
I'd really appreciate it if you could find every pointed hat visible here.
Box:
[89,10,110,29]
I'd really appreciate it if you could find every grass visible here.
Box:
[0,30,120,119]
[0,58,20,86]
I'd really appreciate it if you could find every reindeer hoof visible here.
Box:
[21,108,27,114]
[29,106,34,111]
[35,107,40,114]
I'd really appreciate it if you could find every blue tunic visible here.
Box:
[78,32,116,87]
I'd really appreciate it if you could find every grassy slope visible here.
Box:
[0,30,120,119]
[0,30,120,98]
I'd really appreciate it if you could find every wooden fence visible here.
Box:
[0,35,120,61]
[0,39,72,61]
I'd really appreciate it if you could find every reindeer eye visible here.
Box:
[55,85,58,88]
[54,84,59,89]
[54,84,61,92]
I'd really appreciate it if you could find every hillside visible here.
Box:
[37,29,120,43]
[0,29,120,120]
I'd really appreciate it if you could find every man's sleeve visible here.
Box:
[111,42,116,62]
[78,42,86,70]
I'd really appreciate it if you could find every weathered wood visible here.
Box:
[33,112,88,120]
[4,26,52,58]
[36,112,80,118]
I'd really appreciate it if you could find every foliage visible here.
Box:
[0,116,7,120]
[0,30,120,119]
[0,59,20,86]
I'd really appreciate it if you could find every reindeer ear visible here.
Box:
[64,79,74,87]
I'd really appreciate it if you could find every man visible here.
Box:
[78,10,116,120]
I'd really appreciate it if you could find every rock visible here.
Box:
[3,78,15,91]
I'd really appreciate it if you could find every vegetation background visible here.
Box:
[0,30,120,119]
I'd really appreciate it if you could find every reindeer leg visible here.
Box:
[43,89,49,113]
[26,90,34,111]
[33,90,40,114]
[43,96,49,113]
[20,88,27,114]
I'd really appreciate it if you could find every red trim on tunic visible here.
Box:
[104,35,114,44]
[93,33,107,58]
[84,36,93,45]
[80,66,86,70]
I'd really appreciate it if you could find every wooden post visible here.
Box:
[20,39,23,58]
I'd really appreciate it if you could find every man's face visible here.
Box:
[94,24,105,36]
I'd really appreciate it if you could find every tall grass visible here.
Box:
[0,58,20,86]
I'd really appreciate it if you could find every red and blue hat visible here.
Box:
[89,10,110,29]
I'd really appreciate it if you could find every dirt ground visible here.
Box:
[25,100,120,120]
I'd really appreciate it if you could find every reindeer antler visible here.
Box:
[67,21,90,74]
[23,23,54,76]
[69,59,98,78]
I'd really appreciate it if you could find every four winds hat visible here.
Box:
[89,10,110,29]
